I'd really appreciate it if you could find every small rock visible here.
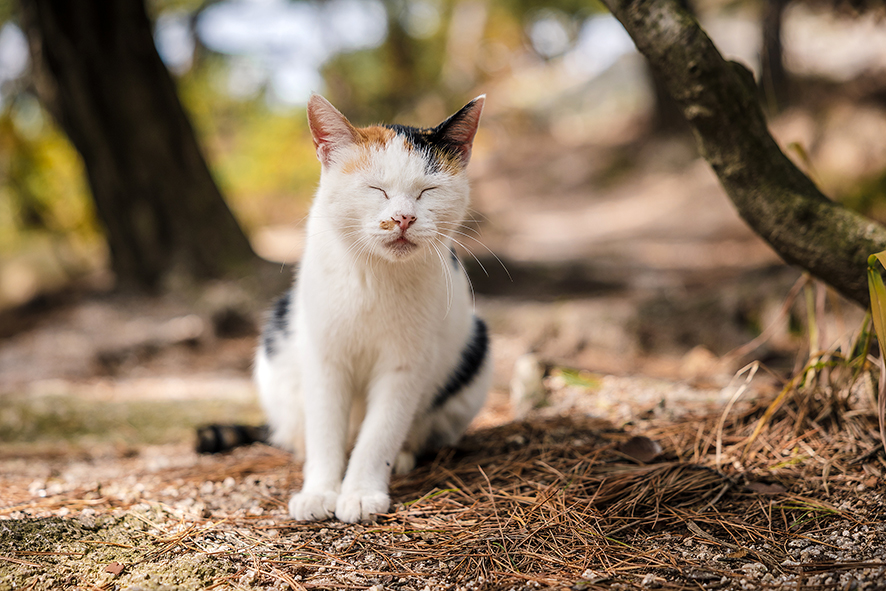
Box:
[76,513,96,529]
[617,436,662,463]
[679,346,723,380]
[510,354,546,417]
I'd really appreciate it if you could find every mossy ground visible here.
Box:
[0,512,236,590]
[0,393,259,590]
[1,385,884,591]
[0,393,263,449]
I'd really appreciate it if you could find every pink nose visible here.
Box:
[392,214,416,230]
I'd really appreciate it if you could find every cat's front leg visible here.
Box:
[335,372,421,523]
[289,365,350,521]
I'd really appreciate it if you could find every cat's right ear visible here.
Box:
[307,95,358,167]
[432,95,485,167]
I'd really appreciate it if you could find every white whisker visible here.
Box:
[466,208,491,225]
[437,221,482,237]
[436,223,512,281]
[437,240,455,314]
[429,240,454,317]
[438,231,489,278]
[448,242,476,312]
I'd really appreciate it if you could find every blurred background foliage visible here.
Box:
[0,0,613,305]
[1,0,886,308]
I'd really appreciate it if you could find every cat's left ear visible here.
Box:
[432,95,485,167]
[307,94,358,167]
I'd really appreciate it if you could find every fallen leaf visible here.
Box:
[105,562,124,575]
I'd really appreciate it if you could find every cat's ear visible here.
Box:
[432,95,485,167]
[307,94,358,167]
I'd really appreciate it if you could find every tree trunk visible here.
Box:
[649,0,693,133]
[601,0,886,308]
[18,0,259,290]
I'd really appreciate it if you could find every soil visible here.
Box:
[2,100,886,589]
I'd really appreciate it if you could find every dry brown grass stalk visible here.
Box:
[2,373,885,590]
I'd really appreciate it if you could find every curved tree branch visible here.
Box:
[602,0,886,308]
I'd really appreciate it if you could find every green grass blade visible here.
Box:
[865,253,886,450]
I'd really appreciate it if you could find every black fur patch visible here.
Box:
[432,316,489,409]
[262,290,292,357]
[385,96,481,173]
[196,424,270,454]
[385,123,451,174]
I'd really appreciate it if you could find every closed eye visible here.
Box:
[418,187,438,200]
[368,186,388,199]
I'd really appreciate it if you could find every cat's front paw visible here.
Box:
[289,490,338,521]
[335,491,390,523]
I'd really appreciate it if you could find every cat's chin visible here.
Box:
[382,237,420,260]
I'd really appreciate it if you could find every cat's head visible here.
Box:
[307,94,484,263]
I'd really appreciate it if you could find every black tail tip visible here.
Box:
[196,424,270,454]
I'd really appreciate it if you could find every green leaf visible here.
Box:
[865,252,886,451]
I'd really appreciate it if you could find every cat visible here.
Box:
[254,94,492,523]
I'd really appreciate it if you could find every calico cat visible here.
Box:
[254,94,492,523]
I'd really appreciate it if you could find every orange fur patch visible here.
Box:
[355,125,394,147]
[434,148,462,175]
[340,126,396,173]
[341,151,371,174]
[379,219,397,231]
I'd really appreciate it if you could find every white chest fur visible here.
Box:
[255,94,491,523]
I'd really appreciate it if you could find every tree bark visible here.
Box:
[649,0,693,133]
[601,0,886,308]
[18,0,259,290]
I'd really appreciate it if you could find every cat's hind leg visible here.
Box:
[396,367,490,475]
[400,329,493,472]
[255,291,306,458]
[254,346,305,459]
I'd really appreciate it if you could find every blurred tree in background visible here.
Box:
[0,0,605,301]
[18,0,260,291]
[605,0,886,308]
[2,0,886,304]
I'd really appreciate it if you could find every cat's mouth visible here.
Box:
[386,235,419,255]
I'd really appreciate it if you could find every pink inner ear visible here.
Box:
[449,96,485,146]
[438,95,485,165]
[307,95,357,166]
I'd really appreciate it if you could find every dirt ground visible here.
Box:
[2,98,886,589]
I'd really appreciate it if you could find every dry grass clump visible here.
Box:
[2,358,885,589]
[384,397,884,590]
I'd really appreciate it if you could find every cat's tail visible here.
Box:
[195,424,270,454]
